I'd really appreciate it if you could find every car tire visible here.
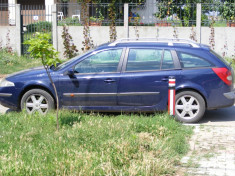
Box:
[175,91,205,123]
[21,89,55,114]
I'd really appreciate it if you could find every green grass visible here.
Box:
[0,111,192,175]
[226,57,235,70]
[213,21,227,27]
[0,50,41,75]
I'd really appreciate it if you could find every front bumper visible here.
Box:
[224,89,235,100]
[0,87,19,110]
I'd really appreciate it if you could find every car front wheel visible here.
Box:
[175,91,206,123]
[21,89,55,114]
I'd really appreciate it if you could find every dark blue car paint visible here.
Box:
[0,43,234,112]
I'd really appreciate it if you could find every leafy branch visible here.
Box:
[24,33,61,130]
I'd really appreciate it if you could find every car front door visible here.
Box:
[117,48,181,109]
[59,48,125,108]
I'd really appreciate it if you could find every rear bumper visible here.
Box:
[224,89,235,100]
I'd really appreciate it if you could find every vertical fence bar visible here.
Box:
[196,3,201,43]
[52,4,58,51]
[124,3,129,38]
[15,4,21,56]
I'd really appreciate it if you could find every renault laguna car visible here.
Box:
[0,38,234,123]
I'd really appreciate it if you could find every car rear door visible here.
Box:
[117,48,181,109]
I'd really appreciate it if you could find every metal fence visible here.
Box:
[201,3,234,27]
[55,2,235,27]
[56,3,124,26]
[20,5,53,55]
[129,2,198,26]
[0,2,235,28]
[0,3,16,26]
[129,2,235,27]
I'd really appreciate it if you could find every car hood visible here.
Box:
[6,66,51,80]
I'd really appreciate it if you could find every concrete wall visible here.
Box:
[57,26,235,58]
[1,25,234,58]
[0,26,17,51]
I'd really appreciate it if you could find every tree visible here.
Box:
[220,1,235,23]
[24,33,61,130]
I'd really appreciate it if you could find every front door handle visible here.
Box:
[104,79,116,83]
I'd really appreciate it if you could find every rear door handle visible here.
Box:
[161,77,169,82]
[104,79,116,83]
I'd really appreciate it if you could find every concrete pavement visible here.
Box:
[182,105,235,176]
[200,105,235,126]
[0,104,8,114]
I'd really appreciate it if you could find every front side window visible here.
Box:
[126,49,163,71]
[74,49,122,73]
[178,52,213,68]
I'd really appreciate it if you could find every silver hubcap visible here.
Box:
[176,95,200,119]
[25,94,49,114]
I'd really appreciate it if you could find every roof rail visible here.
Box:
[108,38,200,48]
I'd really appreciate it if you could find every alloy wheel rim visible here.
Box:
[175,95,200,120]
[25,94,49,114]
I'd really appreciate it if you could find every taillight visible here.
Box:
[212,67,232,86]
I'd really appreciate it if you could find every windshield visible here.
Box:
[55,49,95,71]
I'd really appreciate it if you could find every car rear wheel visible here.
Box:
[175,91,205,123]
[21,89,55,114]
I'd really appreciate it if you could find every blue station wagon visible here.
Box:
[0,38,234,123]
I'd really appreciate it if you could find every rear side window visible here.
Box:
[177,52,213,68]
[126,49,163,71]
[126,49,175,71]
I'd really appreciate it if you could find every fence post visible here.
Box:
[124,3,129,38]
[15,4,21,56]
[52,4,58,51]
[196,3,201,43]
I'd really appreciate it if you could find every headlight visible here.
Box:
[0,79,15,87]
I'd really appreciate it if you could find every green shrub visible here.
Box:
[26,21,52,33]
[58,17,82,26]
[0,49,18,65]
[0,49,41,74]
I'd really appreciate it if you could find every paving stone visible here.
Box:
[181,125,235,176]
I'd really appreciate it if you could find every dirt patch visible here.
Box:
[0,74,6,79]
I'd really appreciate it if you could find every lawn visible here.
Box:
[226,57,235,70]
[0,111,193,175]
[0,50,41,75]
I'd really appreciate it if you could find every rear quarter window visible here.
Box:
[177,51,214,68]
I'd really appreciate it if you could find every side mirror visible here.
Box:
[66,69,74,76]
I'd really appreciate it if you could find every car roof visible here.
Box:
[96,38,210,51]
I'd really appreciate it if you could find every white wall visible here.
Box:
[57,26,235,58]
[0,26,17,51]
[1,25,234,58]
[8,0,16,25]
[45,0,54,22]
